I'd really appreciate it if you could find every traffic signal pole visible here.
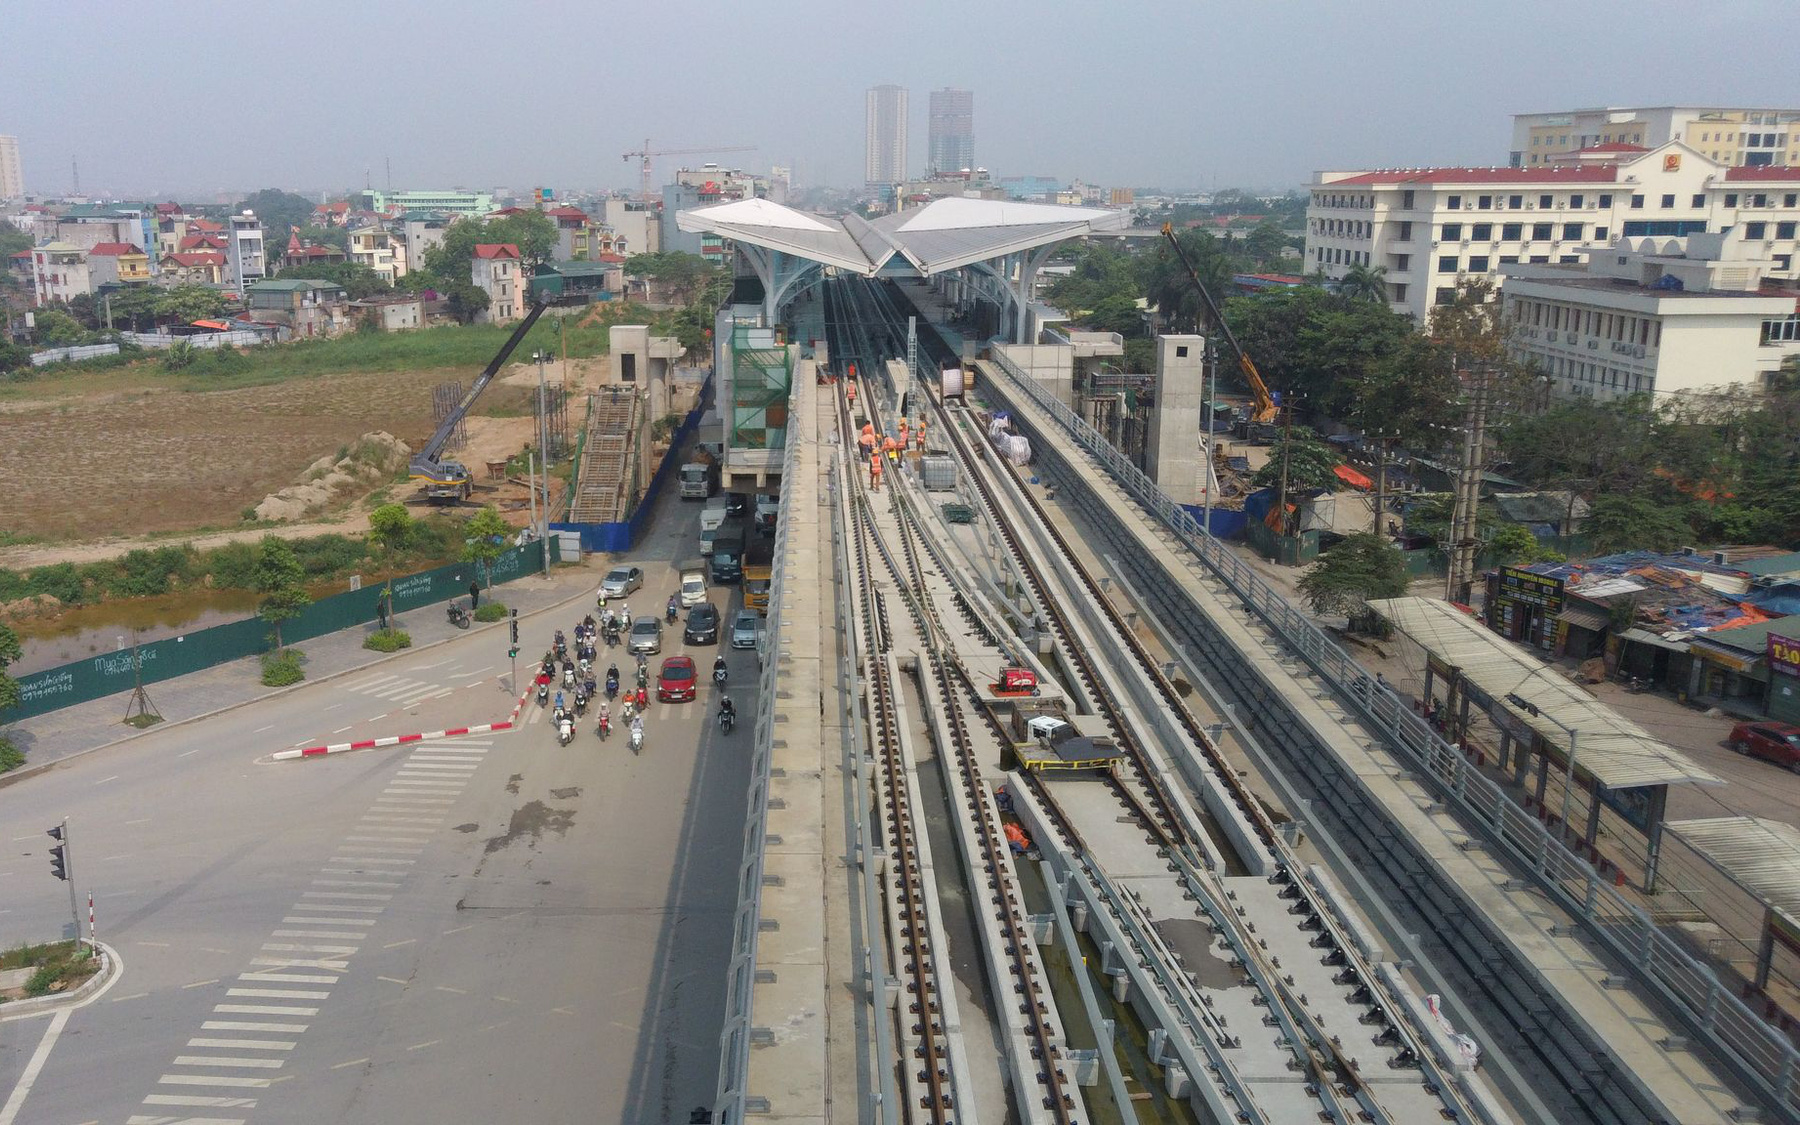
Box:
[47,818,82,947]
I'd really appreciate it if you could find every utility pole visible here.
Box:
[1446,366,1490,604]
[1371,429,1394,538]
[1203,334,1218,536]
[1272,401,1294,538]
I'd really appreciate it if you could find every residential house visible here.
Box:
[86,242,152,287]
[227,212,266,295]
[157,251,227,286]
[51,203,153,256]
[245,278,350,338]
[401,211,451,271]
[601,199,660,256]
[281,231,348,270]
[8,249,33,286]
[471,243,520,323]
[347,225,403,281]
[178,232,228,256]
[312,199,352,227]
[532,260,620,304]
[30,241,90,305]
[350,294,424,332]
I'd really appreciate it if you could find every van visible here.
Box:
[700,498,729,533]
[753,494,780,535]
[679,566,708,608]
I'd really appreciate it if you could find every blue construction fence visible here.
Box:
[553,374,714,554]
[1180,504,1247,540]
[4,539,556,723]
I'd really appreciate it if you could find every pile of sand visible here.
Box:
[254,432,411,522]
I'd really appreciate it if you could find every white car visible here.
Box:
[679,568,708,608]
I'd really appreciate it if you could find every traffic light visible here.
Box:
[508,646,519,659]
[509,611,519,645]
[46,825,67,881]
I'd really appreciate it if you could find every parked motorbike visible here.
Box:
[447,601,471,629]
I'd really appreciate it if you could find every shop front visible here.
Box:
[1771,632,1800,724]
[1486,565,1565,650]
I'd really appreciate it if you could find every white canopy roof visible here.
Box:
[676,195,1131,277]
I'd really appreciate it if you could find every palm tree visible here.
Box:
[1337,262,1390,304]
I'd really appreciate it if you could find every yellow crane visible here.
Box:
[622,141,758,201]
[1160,222,1278,424]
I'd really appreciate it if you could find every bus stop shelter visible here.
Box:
[1369,596,1721,891]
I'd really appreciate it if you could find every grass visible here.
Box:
[0,939,100,1000]
[362,628,413,652]
[472,601,508,622]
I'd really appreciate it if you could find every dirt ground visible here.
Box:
[0,354,608,568]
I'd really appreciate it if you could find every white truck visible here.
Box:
[700,496,730,533]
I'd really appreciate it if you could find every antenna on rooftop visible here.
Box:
[386,155,392,191]
[71,156,79,197]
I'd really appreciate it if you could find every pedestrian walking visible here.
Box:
[468,580,481,610]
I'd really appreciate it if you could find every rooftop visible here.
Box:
[1724,166,1800,182]
[1690,613,1800,656]
[248,278,347,293]
[1327,165,1622,187]
[86,242,142,256]
[473,243,519,260]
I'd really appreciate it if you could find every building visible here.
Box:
[1501,231,1800,400]
[865,84,908,186]
[86,242,152,287]
[0,135,23,200]
[49,203,154,255]
[226,211,266,295]
[347,225,403,281]
[282,229,348,270]
[602,199,660,257]
[350,295,424,332]
[470,243,520,323]
[157,251,227,286]
[354,189,494,216]
[1000,175,1062,201]
[399,211,451,271]
[1511,106,1800,169]
[1306,141,1800,323]
[245,278,350,338]
[30,242,90,305]
[927,87,974,176]
[532,260,620,304]
[663,169,760,258]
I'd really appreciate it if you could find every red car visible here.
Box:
[1728,721,1800,771]
[656,655,697,703]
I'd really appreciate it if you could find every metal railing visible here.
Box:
[711,402,802,1123]
[983,348,1800,1118]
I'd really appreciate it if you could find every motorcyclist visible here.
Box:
[597,701,611,736]
[621,696,637,722]
[630,713,644,741]
[719,694,736,722]
[713,653,728,683]
[666,594,679,621]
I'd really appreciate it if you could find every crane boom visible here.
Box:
[621,140,758,199]
[409,300,548,498]
[1160,222,1277,424]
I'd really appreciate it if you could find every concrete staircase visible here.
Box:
[570,388,640,523]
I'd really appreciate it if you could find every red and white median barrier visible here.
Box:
[274,721,514,761]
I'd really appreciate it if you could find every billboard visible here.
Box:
[1770,633,1800,679]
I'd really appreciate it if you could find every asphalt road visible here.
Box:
[1,488,757,1124]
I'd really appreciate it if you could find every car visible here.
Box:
[657,655,697,702]
[1728,721,1800,771]
[730,610,762,650]
[685,602,720,645]
[627,615,663,655]
[724,491,750,518]
[679,567,708,607]
[600,565,644,598]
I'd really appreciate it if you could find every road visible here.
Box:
[1,486,756,1124]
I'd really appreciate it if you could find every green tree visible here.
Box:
[1143,228,1235,334]
[460,507,512,587]
[108,285,228,331]
[1336,262,1389,303]
[367,503,415,559]
[1243,221,1289,268]
[1587,494,1691,553]
[423,211,557,279]
[624,251,717,304]
[0,620,21,772]
[32,308,86,346]
[443,281,491,325]
[1226,286,1413,418]
[295,224,350,252]
[238,189,318,252]
[254,537,311,652]
[1253,431,1343,493]
[1489,523,1549,564]
[0,341,30,374]
[1351,332,1462,456]
[1297,533,1410,634]
[0,225,31,258]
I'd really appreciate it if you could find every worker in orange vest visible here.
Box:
[883,436,899,464]
[914,416,927,450]
[897,417,908,443]
[846,379,857,407]
[869,451,883,490]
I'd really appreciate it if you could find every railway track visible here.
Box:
[838,277,1482,1123]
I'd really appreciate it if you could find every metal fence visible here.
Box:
[6,540,551,722]
[30,342,121,367]
[712,380,801,1124]
[983,348,1800,1117]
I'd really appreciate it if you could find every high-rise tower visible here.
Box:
[927,88,974,176]
[865,85,908,186]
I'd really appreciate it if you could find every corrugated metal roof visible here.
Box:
[1367,596,1721,789]
[1667,817,1800,918]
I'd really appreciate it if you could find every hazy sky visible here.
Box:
[6,0,1799,199]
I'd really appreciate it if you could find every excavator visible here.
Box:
[409,300,549,503]
[1159,222,1278,424]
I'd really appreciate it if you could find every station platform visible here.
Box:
[970,355,1764,1125]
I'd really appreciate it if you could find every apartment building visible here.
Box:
[0,135,23,199]
[1511,106,1800,169]
[865,84,908,185]
[347,225,404,282]
[470,242,520,323]
[1501,231,1800,401]
[30,242,90,305]
[1306,141,1800,323]
[226,211,266,295]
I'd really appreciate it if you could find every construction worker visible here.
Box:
[897,417,908,444]
[846,378,857,408]
[915,417,927,451]
[869,451,883,490]
[883,436,899,465]
[859,423,876,458]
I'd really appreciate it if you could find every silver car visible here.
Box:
[627,615,663,655]
[600,565,644,598]
[730,610,761,650]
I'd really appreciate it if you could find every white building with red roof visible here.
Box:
[470,243,520,323]
[1307,141,1800,323]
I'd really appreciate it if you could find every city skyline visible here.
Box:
[2,0,1799,197]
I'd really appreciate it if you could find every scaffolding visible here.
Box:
[729,324,792,455]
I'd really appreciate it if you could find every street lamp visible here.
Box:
[1507,692,1581,837]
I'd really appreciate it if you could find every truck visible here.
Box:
[743,538,775,614]
[700,496,730,533]
[710,529,746,584]
[678,451,720,500]
[410,300,548,503]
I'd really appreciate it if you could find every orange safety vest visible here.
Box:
[846,382,857,402]
[882,437,898,454]
[869,453,882,474]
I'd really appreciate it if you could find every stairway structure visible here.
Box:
[570,387,641,523]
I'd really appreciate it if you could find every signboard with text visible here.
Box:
[1498,566,1566,614]
[1771,633,1800,679]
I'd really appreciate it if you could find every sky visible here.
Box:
[5,0,1800,200]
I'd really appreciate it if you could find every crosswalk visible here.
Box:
[341,671,457,708]
[124,739,492,1124]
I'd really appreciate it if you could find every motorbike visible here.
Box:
[605,672,619,699]
[558,713,576,746]
[573,690,588,717]
[536,680,550,706]
[666,599,679,624]
[628,724,644,755]
[713,658,728,685]
[621,698,638,724]
[719,707,735,734]
[597,712,611,740]
[447,601,471,629]
[562,665,575,690]
[604,622,620,647]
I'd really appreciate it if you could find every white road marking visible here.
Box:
[351,826,435,835]
[492,995,521,1004]
[528,708,544,725]
[228,987,333,999]
[346,673,400,690]
[141,1091,259,1106]
[94,775,120,785]
[199,947,231,955]
[370,680,427,699]
[377,976,409,985]
[182,978,220,989]
[100,854,130,862]
[406,1040,440,1051]
[373,795,456,803]
[448,664,494,679]
[328,857,416,866]
[0,1008,69,1125]
[360,816,441,825]
[404,688,456,705]
[110,992,149,1003]
[337,842,424,852]
[398,761,480,770]
[331,726,353,734]
[157,1074,271,1088]
[137,941,171,948]
[383,938,416,948]
[188,1037,296,1050]
[178,747,205,757]
[434,985,467,994]
[281,916,376,926]
[248,957,347,971]
[288,901,384,912]
[212,1004,319,1016]
[173,1055,286,1069]
[10,834,40,842]
[259,943,357,954]
[202,1022,306,1033]
[405,659,453,672]
[252,724,275,733]
[311,878,402,887]
[302,890,392,900]
[330,1057,369,1070]
[442,925,473,935]
[238,972,337,984]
